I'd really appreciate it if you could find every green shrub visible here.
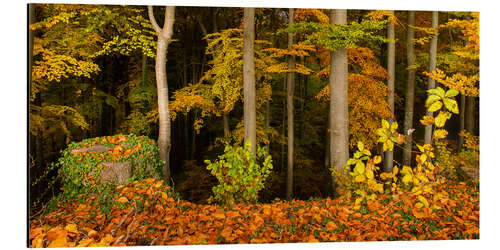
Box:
[205,142,273,204]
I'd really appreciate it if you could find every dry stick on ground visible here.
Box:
[122,207,139,243]
[111,205,136,236]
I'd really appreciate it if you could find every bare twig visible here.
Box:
[111,206,136,236]
[123,206,138,243]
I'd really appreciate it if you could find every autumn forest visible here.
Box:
[28,3,479,247]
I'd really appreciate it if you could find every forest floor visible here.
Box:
[29,178,479,247]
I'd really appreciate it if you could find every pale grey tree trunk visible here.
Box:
[424,11,439,145]
[403,11,416,166]
[148,6,176,182]
[286,8,295,201]
[384,10,395,173]
[329,9,349,195]
[243,8,257,153]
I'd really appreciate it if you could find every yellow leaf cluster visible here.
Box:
[295,9,330,25]
[425,69,479,97]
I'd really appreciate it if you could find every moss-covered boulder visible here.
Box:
[57,134,163,199]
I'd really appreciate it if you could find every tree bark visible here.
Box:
[329,9,349,195]
[223,112,230,138]
[148,6,176,183]
[457,94,466,152]
[286,8,295,201]
[384,10,395,174]
[424,11,439,145]
[265,101,270,156]
[243,8,257,153]
[465,96,475,134]
[403,11,416,166]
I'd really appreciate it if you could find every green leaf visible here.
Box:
[427,101,443,112]
[443,98,459,114]
[425,94,442,107]
[445,89,459,98]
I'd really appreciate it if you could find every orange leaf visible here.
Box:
[32,234,45,248]
[47,235,68,248]
[88,230,98,238]
[77,238,94,247]
[117,197,129,203]
[326,221,337,231]
[30,227,45,239]
[64,224,79,234]
[214,211,226,220]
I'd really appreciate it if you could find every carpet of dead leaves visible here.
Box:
[29,178,479,247]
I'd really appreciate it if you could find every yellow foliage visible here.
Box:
[425,69,479,97]
[295,9,330,24]
[316,47,392,148]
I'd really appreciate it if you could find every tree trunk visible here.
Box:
[403,11,416,166]
[324,110,330,169]
[384,10,395,174]
[243,8,257,153]
[223,112,230,138]
[465,96,475,134]
[281,77,286,172]
[149,6,176,183]
[286,8,295,201]
[329,9,349,195]
[457,94,466,152]
[265,101,270,156]
[424,11,438,145]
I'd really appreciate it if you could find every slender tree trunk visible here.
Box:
[403,11,416,166]
[223,112,230,138]
[325,110,330,169]
[265,101,270,156]
[330,9,349,195]
[458,94,466,151]
[286,8,295,201]
[465,96,475,134]
[384,10,396,173]
[424,11,439,145]
[281,77,286,172]
[243,8,256,153]
[148,6,176,183]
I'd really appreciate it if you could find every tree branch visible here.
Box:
[148,5,162,35]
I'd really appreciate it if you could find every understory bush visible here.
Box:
[205,142,273,204]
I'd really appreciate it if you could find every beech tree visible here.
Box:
[403,11,416,166]
[286,8,295,201]
[329,9,349,194]
[243,8,257,154]
[384,10,395,173]
[148,5,176,181]
[424,11,438,145]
